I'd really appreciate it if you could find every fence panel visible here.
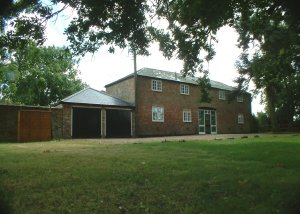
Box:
[18,110,51,142]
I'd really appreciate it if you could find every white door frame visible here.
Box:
[198,109,217,134]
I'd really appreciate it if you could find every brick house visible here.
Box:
[106,67,252,136]
[0,68,252,142]
[59,87,134,139]
[0,88,135,141]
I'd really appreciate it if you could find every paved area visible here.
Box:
[71,133,262,145]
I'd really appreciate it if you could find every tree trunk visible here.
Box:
[265,86,279,132]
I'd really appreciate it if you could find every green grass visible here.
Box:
[0,135,300,213]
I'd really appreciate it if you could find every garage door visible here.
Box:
[72,107,101,138]
[106,109,131,137]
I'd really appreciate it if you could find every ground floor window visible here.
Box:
[183,110,192,122]
[238,113,244,124]
[152,106,164,122]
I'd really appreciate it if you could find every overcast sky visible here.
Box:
[44,2,264,113]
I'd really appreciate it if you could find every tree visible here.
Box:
[55,0,300,129]
[256,112,271,132]
[1,0,300,129]
[2,0,299,72]
[0,0,71,73]
[0,0,53,61]
[49,0,299,71]
[0,43,86,106]
[235,1,300,131]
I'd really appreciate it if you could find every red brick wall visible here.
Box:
[199,89,252,134]
[134,76,251,136]
[135,77,199,136]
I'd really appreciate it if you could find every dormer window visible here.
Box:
[219,90,226,100]
[151,80,162,92]
[180,84,189,95]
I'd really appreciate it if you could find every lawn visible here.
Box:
[0,135,299,214]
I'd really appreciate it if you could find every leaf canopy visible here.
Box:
[0,43,86,106]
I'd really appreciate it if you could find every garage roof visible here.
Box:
[61,87,134,107]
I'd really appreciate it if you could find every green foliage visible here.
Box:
[1,0,300,114]
[54,0,300,109]
[235,3,300,130]
[249,114,259,133]
[54,0,225,76]
[0,136,299,213]
[256,112,271,132]
[197,75,212,103]
[1,1,299,74]
[0,0,53,62]
[0,43,86,106]
[62,0,151,56]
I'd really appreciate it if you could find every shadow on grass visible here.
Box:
[0,189,11,214]
[283,187,300,214]
[0,168,11,214]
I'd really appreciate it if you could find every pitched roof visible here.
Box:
[105,67,235,91]
[61,87,134,107]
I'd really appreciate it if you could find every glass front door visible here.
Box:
[198,109,217,134]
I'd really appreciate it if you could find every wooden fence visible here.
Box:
[17,110,52,142]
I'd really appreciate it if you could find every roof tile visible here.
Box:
[138,68,235,91]
[61,87,134,107]
[105,67,236,91]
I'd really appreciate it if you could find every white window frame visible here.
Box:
[183,110,192,122]
[238,113,244,124]
[219,90,226,100]
[151,80,162,92]
[152,106,164,122]
[237,95,243,102]
[180,84,189,95]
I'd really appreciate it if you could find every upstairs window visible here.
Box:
[180,84,189,95]
[219,90,226,100]
[183,110,192,122]
[152,106,164,122]
[238,113,244,124]
[151,80,162,92]
[237,95,243,102]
